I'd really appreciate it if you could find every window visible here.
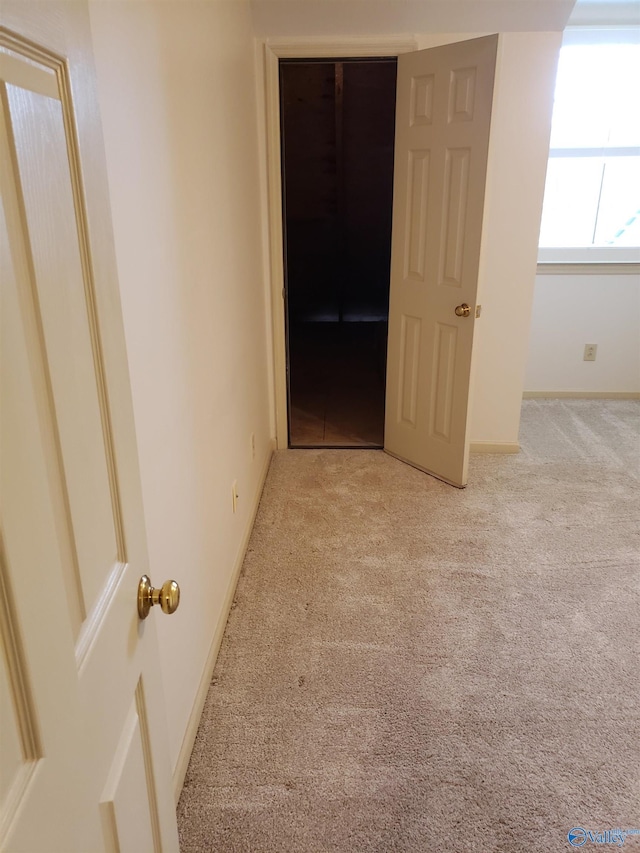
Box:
[538,30,640,263]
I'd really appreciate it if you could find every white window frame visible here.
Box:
[538,26,640,265]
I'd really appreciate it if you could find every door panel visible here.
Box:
[0,8,178,851]
[100,685,162,853]
[398,314,421,427]
[440,147,470,287]
[430,322,457,441]
[0,518,41,834]
[385,35,498,487]
[0,117,86,845]
[404,149,429,279]
[409,74,434,125]
[7,82,119,627]
[0,656,24,808]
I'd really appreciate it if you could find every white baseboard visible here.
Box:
[172,440,275,803]
[523,391,640,400]
[470,441,520,454]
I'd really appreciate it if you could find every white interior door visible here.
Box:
[384,35,498,487]
[0,9,179,852]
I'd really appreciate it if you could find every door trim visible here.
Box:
[262,36,418,449]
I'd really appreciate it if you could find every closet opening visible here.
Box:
[280,57,398,447]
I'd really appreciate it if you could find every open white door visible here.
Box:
[0,7,179,852]
[384,35,498,487]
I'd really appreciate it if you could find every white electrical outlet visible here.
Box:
[232,480,239,513]
[583,344,597,362]
[250,433,256,460]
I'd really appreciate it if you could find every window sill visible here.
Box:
[538,247,640,264]
[536,262,640,275]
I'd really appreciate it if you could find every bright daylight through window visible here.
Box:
[538,34,640,263]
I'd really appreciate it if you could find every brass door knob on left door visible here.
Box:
[137,575,181,620]
[455,303,471,317]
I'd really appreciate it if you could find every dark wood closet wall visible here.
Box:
[280,59,397,323]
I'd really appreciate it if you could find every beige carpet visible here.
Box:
[178,400,640,852]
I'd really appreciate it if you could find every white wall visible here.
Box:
[524,8,640,399]
[87,0,565,794]
[404,33,563,445]
[251,0,575,36]
[525,271,640,393]
[466,31,562,444]
[259,31,562,450]
[88,0,273,784]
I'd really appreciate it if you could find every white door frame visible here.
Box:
[262,36,417,449]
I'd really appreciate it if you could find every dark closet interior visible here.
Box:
[280,58,397,447]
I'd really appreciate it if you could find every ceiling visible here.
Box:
[249,0,579,37]
[567,0,640,26]
[250,0,640,37]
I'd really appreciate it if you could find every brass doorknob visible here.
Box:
[138,575,180,620]
[455,303,471,317]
